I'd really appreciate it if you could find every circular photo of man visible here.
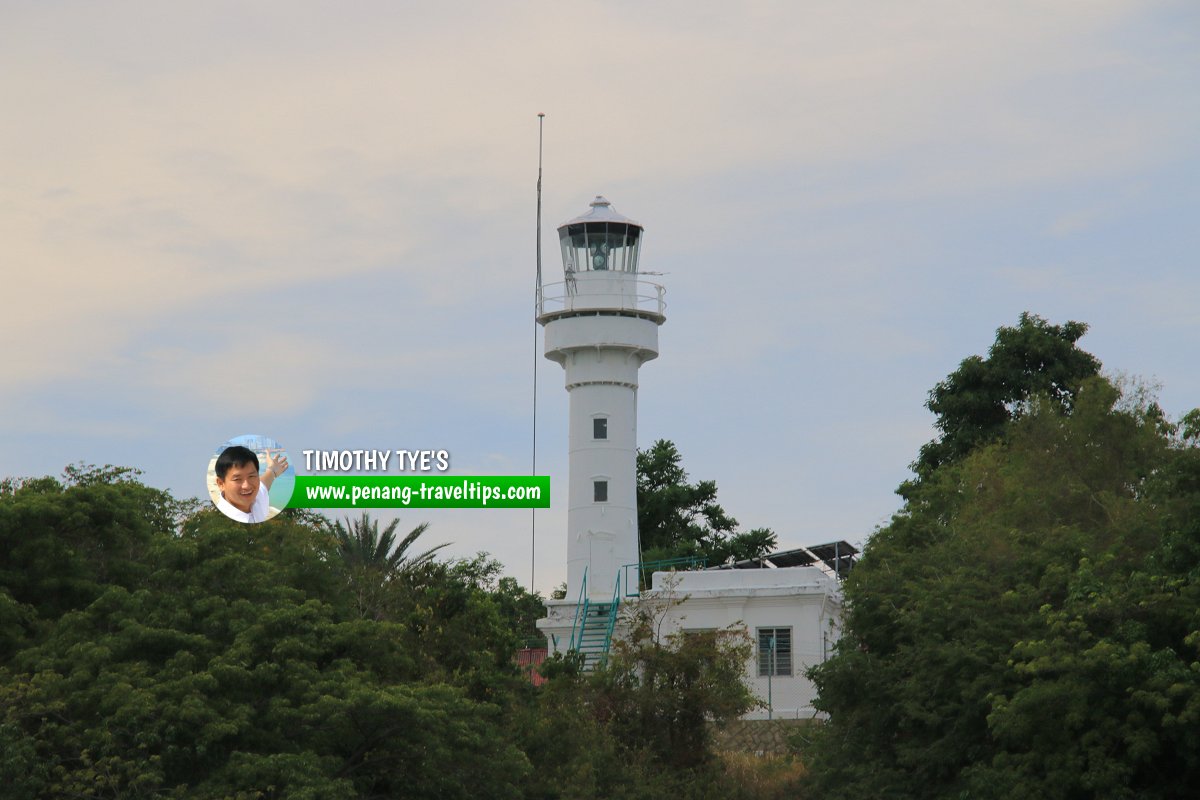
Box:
[206,434,294,523]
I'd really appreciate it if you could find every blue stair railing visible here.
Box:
[601,571,621,665]
[567,571,624,671]
[569,567,589,651]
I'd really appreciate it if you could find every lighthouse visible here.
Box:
[530,196,851,709]
[536,196,665,659]
[527,197,853,713]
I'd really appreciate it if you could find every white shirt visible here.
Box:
[216,482,272,523]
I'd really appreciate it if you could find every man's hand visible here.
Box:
[263,449,289,489]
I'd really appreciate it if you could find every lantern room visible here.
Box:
[558,196,643,274]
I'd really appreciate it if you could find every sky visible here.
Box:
[2,0,1197,594]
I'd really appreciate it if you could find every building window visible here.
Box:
[593,417,608,440]
[757,627,792,677]
[593,480,608,503]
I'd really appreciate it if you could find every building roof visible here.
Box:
[708,541,858,579]
[559,195,642,229]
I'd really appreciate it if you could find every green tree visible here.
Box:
[596,594,759,769]
[523,591,760,799]
[1,465,797,800]
[389,555,539,704]
[805,364,1200,797]
[328,512,446,619]
[902,312,1102,499]
[0,478,533,799]
[443,556,547,647]
[0,465,179,625]
[637,440,777,567]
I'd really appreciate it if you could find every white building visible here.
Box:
[644,544,855,719]
[535,196,854,716]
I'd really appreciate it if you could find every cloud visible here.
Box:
[0,0,1194,590]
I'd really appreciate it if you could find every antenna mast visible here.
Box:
[531,113,545,595]
[536,113,544,291]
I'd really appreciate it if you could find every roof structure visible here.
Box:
[708,540,858,579]
[559,195,642,229]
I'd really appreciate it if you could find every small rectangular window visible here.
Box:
[594,480,608,503]
[757,628,792,677]
[593,417,608,440]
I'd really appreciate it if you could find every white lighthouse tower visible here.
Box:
[536,196,665,661]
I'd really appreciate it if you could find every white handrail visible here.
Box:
[537,279,666,317]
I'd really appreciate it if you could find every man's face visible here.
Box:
[217,461,260,513]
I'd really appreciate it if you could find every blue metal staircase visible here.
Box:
[569,568,622,670]
[573,602,617,670]
[564,559,711,671]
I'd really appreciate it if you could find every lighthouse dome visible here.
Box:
[560,195,641,228]
[558,196,643,273]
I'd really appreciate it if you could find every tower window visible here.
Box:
[593,480,608,503]
[593,417,608,440]
[757,627,792,677]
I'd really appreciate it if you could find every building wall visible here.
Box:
[645,566,842,720]
[543,308,659,601]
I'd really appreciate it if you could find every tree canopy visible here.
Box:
[804,315,1200,799]
[530,593,763,798]
[0,485,530,799]
[0,465,774,799]
[327,512,447,620]
[637,439,777,567]
[902,312,1102,499]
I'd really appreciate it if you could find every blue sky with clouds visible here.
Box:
[3,0,1197,593]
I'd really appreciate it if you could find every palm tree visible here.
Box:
[328,513,448,619]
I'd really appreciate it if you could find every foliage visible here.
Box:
[902,312,1102,499]
[595,595,759,769]
[456,558,549,647]
[525,592,761,799]
[390,554,543,702]
[637,440,777,567]
[327,512,447,620]
[0,464,788,799]
[0,479,534,798]
[805,323,1200,798]
[0,466,177,627]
